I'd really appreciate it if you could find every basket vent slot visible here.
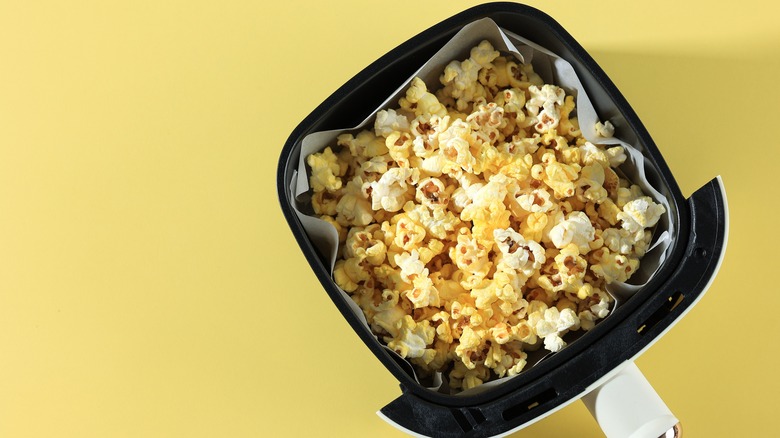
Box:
[637,291,685,335]
[501,387,557,421]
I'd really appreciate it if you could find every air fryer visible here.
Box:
[276,3,728,437]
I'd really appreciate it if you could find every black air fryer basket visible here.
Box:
[276,3,727,437]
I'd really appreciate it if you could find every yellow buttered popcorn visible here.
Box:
[306,40,665,394]
[307,147,344,193]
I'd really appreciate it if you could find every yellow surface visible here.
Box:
[0,1,776,437]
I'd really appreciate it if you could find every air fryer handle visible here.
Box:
[379,388,483,438]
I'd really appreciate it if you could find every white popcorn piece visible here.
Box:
[526,84,565,133]
[526,84,565,116]
[470,40,501,67]
[345,226,387,266]
[395,250,426,283]
[388,316,436,360]
[606,146,627,167]
[470,172,510,207]
[392,216,426,251]
[544,334,566,352]
[554,244,588,294]
[338,130,388,158]
[497,88,526,115]
[602,228,637,255]
[401,77,447,117]
[590,289,612,319]
[591,248,639,283]
[618,197,666,233]
[372,303,406,338]
[549,211,595,254]
[404,202,460,240]
[467,101,506,145]
[516,188,554,213]
[451,233,491,278]
[442,59,480,94]
[530,307,579,353]
[594,120,615,138]
[493,227,545,276]
[439,119,477,174]
[370,167,413,212]
[359,155,392,176]
[450,174,485,212]
[415,177,448,209]
[579,141,609,167]
[335,177,373,226]
[455,326,485,369]
[374,109,411,137]
[407,275,441,308]
[617,184,645,208]
[419,154,445,176]
[411,116,448,159]
[577,163,608,202]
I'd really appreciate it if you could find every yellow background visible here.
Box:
[1,1,776,436]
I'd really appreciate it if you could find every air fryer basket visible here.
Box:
[277,3,727,437]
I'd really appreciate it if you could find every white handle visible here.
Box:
[582,361,680,438]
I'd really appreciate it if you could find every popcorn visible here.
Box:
[590,247,639,283]
[404,202,460,240]
[407,274,441,308]
[451,233,492,287]
[345,225,387,266]
[602,228,636,255]
[594,120,615,138]
[516,187,554,213]
[393,216,426,252]
[439,119,477,174]
[395,250,426,283]
[335,177,374,226]
[307,147,343,193]
[554,244,588,295]
[537,152,580,199]
[577,163,609,203]
[312,190,339,216]
[606,146,627,167]
[493,227,545,277]
[526,84,565,133]
[549,211,596,254]
[388,316,436,362]
[375,109,410,137]
[415,177,448,209]
[372,303,407,337]
[338,130,389,159]
[370,167,414,212]
[619,197,666,233]
[306,41,665,394]
[617,184,645,208]
[401,78,448,117]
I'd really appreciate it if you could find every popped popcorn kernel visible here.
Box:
[307,147,343,193]
[388,316,436,360]
[370,167,414,213]
[594,120,615,138]
[401,77,448,118]
[619,197,666,233]
[306,41,665,394]
[549,211,596,254]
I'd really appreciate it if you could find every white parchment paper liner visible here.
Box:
[289,18,674,395]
